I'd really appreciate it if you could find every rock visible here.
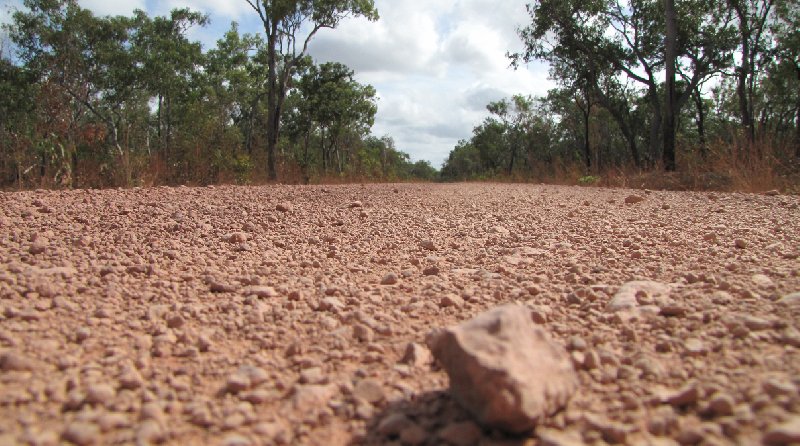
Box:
[210,281,237,293]
[381,273,398,286]
[751,274,775,289]
[377,413,414,437]
[241,286,278,298]
[708,393,735,416]
[663,383,699,407]
[62,422,99,446]
[536,428,585,446]
[400,424,429,445]
[683,338,706,356]
[734,239,748,249]
[438,421,482,446]
[135,420,165,445]
[0,351,39,371]
[353,379,385,405]
[427,304,578,434]
[764,416,800,445]
[291,384,337,411]
[221,434,252,446]
[349,201,363,208]
[276,202,293,213]
[625,195,645,204]
[763,378,797,397]
[353,324,374,343]
[765,190,781,196]
[225,373,252,394]
[226,232,248,243]
[85,383,116,406]
[777,292,800,307]
[401,342,432,368]
[743,315,771,331]
[423,265,440,276]
[440,294,464,308]
[420,240,437,251]
[607,281,671,312]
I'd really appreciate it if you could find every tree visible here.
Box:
[243,0,378,180]
[664,0,678,171]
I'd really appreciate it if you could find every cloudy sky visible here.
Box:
[1,0,553,167]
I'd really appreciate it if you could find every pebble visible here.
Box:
[708,393,735,416]
[420,240,437,251]
[777,292,800,307]
[763,416,800,445]
[62,422,99,446]
[440,294,464,308]
[85,383,116,406]
[400,424,429,445]
[664,383,700,407]
[380,273,398,285]
[0,351,38,371]
[377,413,414,436]
[423,265,440,276]
[276,202,293,212]
[353,379,385,405]
[438,421,482,446]
[221,434,252,446]
[401,342,432,368]
[625,195,645,204]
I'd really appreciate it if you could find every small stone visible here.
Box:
[423,265,440,276]
[119,369,144,390]
[226,373,251,394]
[226,232,248,243]
[684,338,706,356]
[763,378,797,397]
[166,314,185,329]
[438,421,482,446]
[400,424,428,445]
[607,281,671,312]
[765,190,780,196]
[625,195,645,204]
[734,239,747,249]
[777,292,800,307]
[708,393,735,416]
[242,286,278,298]
[536,428,584,446]
[427,304,577,434]
[743,315,771,331]
[353,379,385,405]
[0,351,38,371]
[221,434,252,446]
[752,274,775,289]
[29,242,47,255]
[62,422,99,446]
[353,324,374,343]
[291,384,337,411]
[349,201,363,208]
[420,240,437,251]
[377,413,414,436]
[135,420,165,445]
[664,383,699,407]
[276,202,293,213]
[764,416,800,445]
[85,383,115,406]
[381,273,398,285]
[210,282,237,293]
[401,343,432,368]
[440,294,464,308]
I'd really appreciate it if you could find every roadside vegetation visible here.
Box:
[1,0,798,191]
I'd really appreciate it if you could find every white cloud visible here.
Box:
[305,0,553,167]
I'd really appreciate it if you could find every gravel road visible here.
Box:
[1,183,799,445]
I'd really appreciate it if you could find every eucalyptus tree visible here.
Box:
[514,0,738,169]
[243,0,378,180]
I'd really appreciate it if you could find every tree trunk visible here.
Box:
[265,21,279,181]
[694,88,708,157]
[648,87,662,168]
[664,0,678,171]
[582,104,591,170]
[732,0,754,142]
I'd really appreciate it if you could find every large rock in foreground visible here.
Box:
[427,304,578,434]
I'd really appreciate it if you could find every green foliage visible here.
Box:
[578,175,600,185]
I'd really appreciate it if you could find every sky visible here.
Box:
[0,0,554,168]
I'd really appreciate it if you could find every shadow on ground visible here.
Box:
[350,389,531,446]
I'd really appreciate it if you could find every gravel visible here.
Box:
[0,183,798,445]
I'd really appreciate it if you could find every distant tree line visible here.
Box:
[442,0,799,184]
[0,0,436,188]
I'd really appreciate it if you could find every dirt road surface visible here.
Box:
[1,183,799,445]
